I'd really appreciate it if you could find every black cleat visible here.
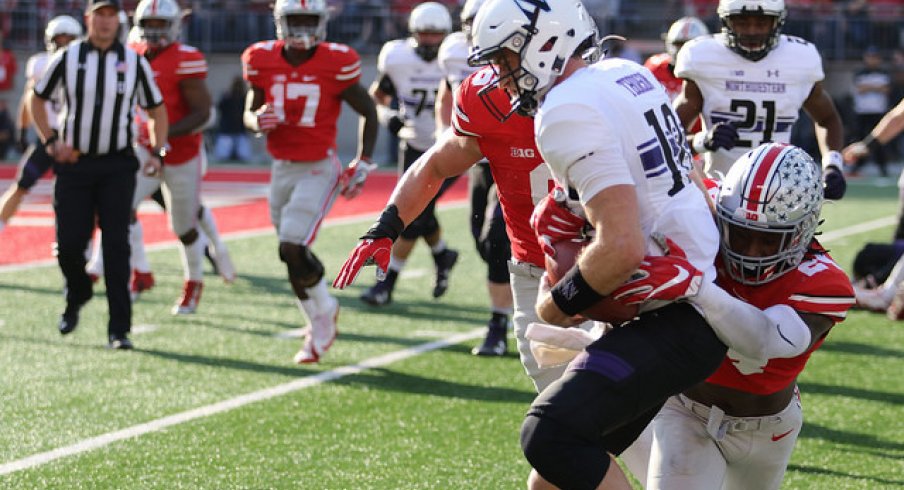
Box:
[432,249,459,298]
[108,334,134,350]
[472,317,509,356]
[360,281,393,306]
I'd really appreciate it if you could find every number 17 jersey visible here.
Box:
[242,40,361,162]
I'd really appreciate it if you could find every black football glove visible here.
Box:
[387,115,404,136]
[15,128,29,154]
[823,164,847,200]
[698,122,739,152]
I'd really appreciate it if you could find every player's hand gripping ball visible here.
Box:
[545,238,639,324]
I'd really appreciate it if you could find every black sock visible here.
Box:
[490,312,509,328]
[382,269,399,289]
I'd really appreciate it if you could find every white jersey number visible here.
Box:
[270,82,321,127]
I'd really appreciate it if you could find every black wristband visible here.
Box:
[550,265,604,316]
[361,204,405,241]
[865,137,883,153]
[43,131,59,148]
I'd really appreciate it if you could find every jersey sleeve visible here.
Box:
[786,255,855,322]
[241,42,270,88]
[328,43,361,90]
[673,37,703,80]
[176,45,208,80]
[535,102,633,203]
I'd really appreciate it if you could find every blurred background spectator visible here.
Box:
[213,76,252,164]
[850,47,893,177]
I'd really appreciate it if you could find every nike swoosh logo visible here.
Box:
[771,428,794,441]
[649,265,689,297]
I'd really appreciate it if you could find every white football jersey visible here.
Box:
[377,38,445,152]
[536,58,719,282]
[26,52,64,130]
[437,31,474,92]
[675,34,823,177]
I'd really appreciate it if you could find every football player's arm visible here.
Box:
[843,98,904,163]
[171,77,212,137]
[689,283,820,360]
[243,85,266,132]
[435,79,453,131]
[388,130,483,224]
[674,79,703,133]
[341,82,378,161]
[802,81,844,157]
[536,185,646,326]
[17,77,35,131]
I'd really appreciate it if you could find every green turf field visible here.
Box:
[1,181,902,489]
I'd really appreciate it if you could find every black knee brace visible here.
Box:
[521,414,610,490]
[278,243,324,287]
[179,228,199,245]
[479,201,511,284]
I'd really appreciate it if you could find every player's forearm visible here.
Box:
[387,153,446,225]
[168,108,210,138]
[356,109,378,161]
[690,281,811,360]
[146,105,170,150]
[26,93,53,142]
[870,99,904,144]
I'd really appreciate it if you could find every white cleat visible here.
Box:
[211,244,236,283]
[294,296,339,364]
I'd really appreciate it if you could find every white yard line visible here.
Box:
[0,328,484,476]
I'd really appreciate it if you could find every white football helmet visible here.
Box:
[716,143,823,285]
[274,0,329,51]
[44,15,82,52]
[460,0,488,40]
[134,0,184,48]
[409,2,452,61]
[717,0,786,61]
[664,16,709,58]
[468,0,597,119]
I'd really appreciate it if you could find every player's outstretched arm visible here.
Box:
[803,81,846,199]
[333,132,483,288]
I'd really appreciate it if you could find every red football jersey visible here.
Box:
[453,66,551,267]
[705,242,855,395]
[644,52,682,100]
[131,42,206,165]
[242,40,361,162]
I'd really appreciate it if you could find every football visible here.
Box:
[545,239,639,324]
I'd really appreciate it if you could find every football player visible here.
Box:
[242,0,378,363]
[610,143,855,489]
[0,16,81,233]
[673,0,846,201]
[121,0,234,315]
[359,2,460,307]
[644,16,709,101]
[461,0,736,488]
[436,0,514,357]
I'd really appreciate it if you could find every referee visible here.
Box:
[27,0,168,349]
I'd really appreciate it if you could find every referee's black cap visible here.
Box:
[86,0,121,12]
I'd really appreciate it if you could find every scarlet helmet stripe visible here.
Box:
[744,143,787,216]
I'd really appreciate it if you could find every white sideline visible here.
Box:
[0,328,485,476]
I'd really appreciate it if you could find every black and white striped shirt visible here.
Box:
[34,39,163,156]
